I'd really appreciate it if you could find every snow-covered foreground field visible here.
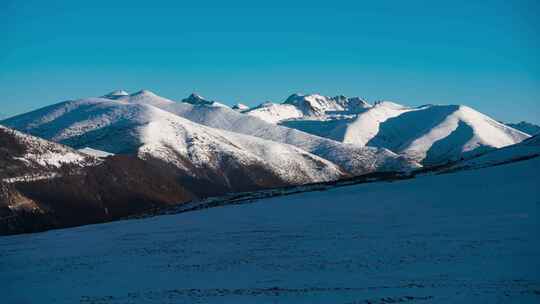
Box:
[1,158,539,303]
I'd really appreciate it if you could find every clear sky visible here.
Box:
[1,0,539,123]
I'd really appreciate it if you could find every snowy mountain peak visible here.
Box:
[283,93,370,116]
[117,89,175,107]
[103,90,129,100]
[283,93,329,115]
[132,89,158,97]
[283,93,322,108]
[372,100,409,109]
[332,95,371,110]
[284,93,305,102]
[189,93,204,99]
[340,102,529,164]
[232,103,249,111]
[182,93,214,106]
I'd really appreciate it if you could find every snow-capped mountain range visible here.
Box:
[1,98,346,185]
[245,94,530,164]
[1,90,420,176]
[0,89,538,235]
[2,89,533,171]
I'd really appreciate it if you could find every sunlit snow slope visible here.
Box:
[257,95,530,164]
[2,90,420,175]
[1,96,346,185]
[115,90,420,174]
[347,103,529,164]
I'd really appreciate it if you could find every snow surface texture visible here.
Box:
[249,94,529,164]
[1,90,420,175]
[1,97,346,184]
[1,156,539,303]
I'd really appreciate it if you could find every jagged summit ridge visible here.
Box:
[283,93,370,115]
[246,93,371,123]
[182,93,214,106]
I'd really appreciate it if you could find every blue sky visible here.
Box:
[1,0,539,123]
